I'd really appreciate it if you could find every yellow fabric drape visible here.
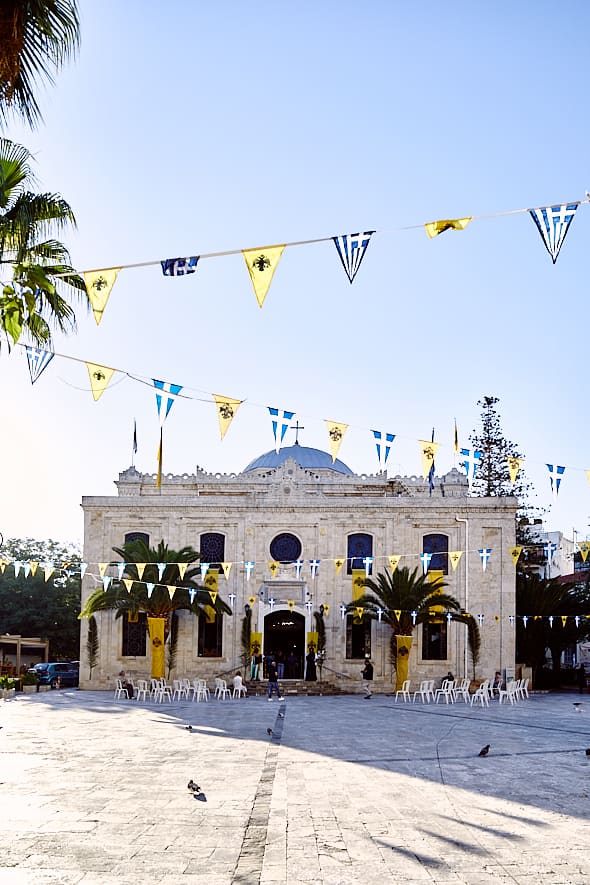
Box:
[395,635,413,691]
[352,569,366,601]
[148,617,166,678]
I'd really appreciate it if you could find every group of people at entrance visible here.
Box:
[250,650,305,681]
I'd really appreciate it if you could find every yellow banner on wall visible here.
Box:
[307,631,318,652]
[250,632,262,655]
[147,617,165,678]
[352,569,366,601]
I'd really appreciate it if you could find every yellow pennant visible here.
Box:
[83,267,121,325]
[268,560,279,578]
[321,604,330,617]
[147,617,165,678]
[325,420,347,462]
[352,569,366,601]
[334,558,345,575]
[354,606,364,622]
[449,551,463,571]
[86,362,115,402]
[177,563,188,579]
[0,560,6,573]
[248,595,256,607]
[419,439,440,480]
[287,599,295,611]
[579,542,590,563]
[424,217,473,238]
[509,546,523,567]
[561,616,568,627]
[123,579,134,593]
[30,561,39,576]
[250,632,262,655]
[221,561,232,580]
[394,609,401,621]
[136,564,146,580]
[213,394,242,440]
[98,563,108,578]
[166,585,176,600]
[44,564,54,581]
[242,245,285,308]
[507,457,521,485]
[307,631,319,652]
[388,555,401,573]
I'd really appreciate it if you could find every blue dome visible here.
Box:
[242,443,354,475]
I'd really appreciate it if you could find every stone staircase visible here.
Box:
[246,678,352,697]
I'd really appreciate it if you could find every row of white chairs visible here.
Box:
[393,677,530,707]
[113,676,246,703]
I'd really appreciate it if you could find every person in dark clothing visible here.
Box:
[361,655,373,698]
[305,647,317,681]
[267,660,282,701]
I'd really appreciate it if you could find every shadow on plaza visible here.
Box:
[23,689,590,824]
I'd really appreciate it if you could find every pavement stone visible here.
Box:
[1,689,590,883]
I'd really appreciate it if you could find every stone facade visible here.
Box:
[79,446,517,691]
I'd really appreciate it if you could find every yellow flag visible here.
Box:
[321,604,330,617]
[0,559,7,574]
[449,551,463,571]
[30,561,39,577]
[250,632,262,655]
[268,561,279,578]
[204,605,216,623]
[221,561,232,579]
[561,616,568,627]
[136,563,146,580]
[579,542,590,563]
[509,546,523,567]
[307,631,318,652]
[424,217,473,238]
[123,579,134,593]
[325,420,347,462]
[394,609,401,621]
[98,563,108,578]
[44,564,54,581]
[334,558,345,575]
[242,245,285,307]
[248,595,256,607]
[83,268,121,325]
[177,563,188,580]
[507,457,521,484]
[388,555,401,573]
[352,569,366,601]
[419,439,440,480]
[287,599,295,611]
[147,617,165,678]
[86,362,115,402]
[213,394,242,440]
[167,585,176,600]
[354,606,364,622]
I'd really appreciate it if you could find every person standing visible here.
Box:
[267,659,283,701]
[305,646,317,681]
[361,655,373,698]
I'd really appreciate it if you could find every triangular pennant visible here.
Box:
[287,599,295,611]
[123,579,134,593]
[586,469,590,489]
[268,561,279,578]
[459,448,482,487]
[268,407,295,452]
[424,217,473,238]
[509,546,523,567]
[242,245,285,307]
[80,563,88,580]
[98,563,108,578]
[478,548,492,571]
[213,395,242,440]
[102,576,112,591]
[117,563,126,580]
[507,457,521,485]
[325,420,347,462]
[13,560,22,578]
[136,564,146,580]
[0,559,7,574]
[546,464,565,497]
[30,561,38,577]
[208,588,218,606]
[153,379,183,425]
[419,439,440,481]
[420,552,432,575]
[578,542,590,563]
[332,231,374,283]
[177,563,188,580]
[44,563,54,581]
[388,555,401,573]
[157,563,166,581]
[25,346,54,384]
[394,609,401,621]
[449,551,463,571]
[221,562,232,580]
[561,616,568,627]
[310,559,320,578]
[294,559,304,578]
[244,561,255,580]
[167,585,176,599]
[146,582,155,598]
[334,558,345,576]
[200,563,210,579]
[86,363,116,401]
[354,606,364,622]
[83,268,121,325]
[160,256,199,276]
[372,430,396,466]
[529,203,579,264]
[23,562,31,578]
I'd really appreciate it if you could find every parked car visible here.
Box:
[28,662,79,688]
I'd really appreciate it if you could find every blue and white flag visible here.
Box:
[372,430,395,466]
[546,463,565,497]
[200,563,210,579]
[529,203,579,263]
[310,559,320,578]
[460,447,482,487]
[544,541,557,564]
[333,231,374,283]
[153,379,183,425]
[420,552,432,575]
[244,561,255,581]
[268,407,295,452]
[160,256,199,276]
[25,346,54,384]
[478,548,492,571]
[294,559,304,579]
[146,582,155,598]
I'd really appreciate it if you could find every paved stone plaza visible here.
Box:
[0,689,589,884]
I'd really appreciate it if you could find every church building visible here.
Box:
[79,443,517,691]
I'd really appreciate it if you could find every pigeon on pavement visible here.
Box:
[187,780,201,793]
[478,744,491,757]
[585,748,590,756]
[267,728,273,736]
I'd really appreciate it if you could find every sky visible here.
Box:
[2,0,589,548]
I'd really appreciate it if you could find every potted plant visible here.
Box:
[0,676,15,698]
[22,673,39,694]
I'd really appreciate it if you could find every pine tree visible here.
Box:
[86,616,99,680]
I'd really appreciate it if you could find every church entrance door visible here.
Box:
[264,610,305,679]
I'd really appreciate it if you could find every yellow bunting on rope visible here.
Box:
[44,564,54,581]
[509,546,523,567]
[334,558,345,575]
[449,551,463,571]
[321,604,330,617]
[287,599,295,611]
[268,561,279,578]
[83,268,121,325]
[388,555,401,572]
[136,563,146,580]
[419,439,440,480]
[177,563,188,579]
[86,362,115,401]
[30,561,39,576]
[98,563,108,578]
[242,245,285,307]
[561,616,568,627]
[394,609,401,621]
[579,542,590,563]
[123,579,134,593]
[167,585,176,600]
[221,561,232,579]
[354,606,364,622]
[325,420,347,462]
[507,457,521,485]
[213,394,242,440]
[424,217,473,238]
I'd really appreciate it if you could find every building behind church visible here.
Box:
[79,444,517,691]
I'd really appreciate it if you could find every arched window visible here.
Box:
[270,532,302,562]
[423,533,449,575]
[122,612,147,657]
[198,612,223,657]
[200,532,225,570]
[124,531,149,546]
[347,533,373,575]
[422,621,447,660]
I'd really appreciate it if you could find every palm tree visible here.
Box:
[79,539,233,676]
[347,566,477,690]
[0,138,87,347]
[0,0,80,129]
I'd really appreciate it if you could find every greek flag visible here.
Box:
[460,447,482,486]
[544,541,557,564]
[153,379,183,424]
[25,346,54,384]
[333,231,374,283]
[546,463,565,497]
[478,549,492,571]
[372,430,395,466]
[269,407,295,452]
[529,203,579,263]
[160,256,199,276]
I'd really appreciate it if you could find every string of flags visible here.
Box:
[72,197,587,321]
[15,343,590,497]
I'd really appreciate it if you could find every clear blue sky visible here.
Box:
[2,0,589,546]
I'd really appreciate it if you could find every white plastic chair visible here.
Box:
[434,679,454,704]
[470,680,490,707]
[232,677,247,698]
[518,677,529,699]
[191,679,210,702]
[455,678,471,703]
[135,679,149,701]
[114,678,128,700]
[216,679,231,700]
[154,679,172,703]
[412,680,433,703]
[499,680,519,705]
[394,680,411,702]
[172,679,188,701]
